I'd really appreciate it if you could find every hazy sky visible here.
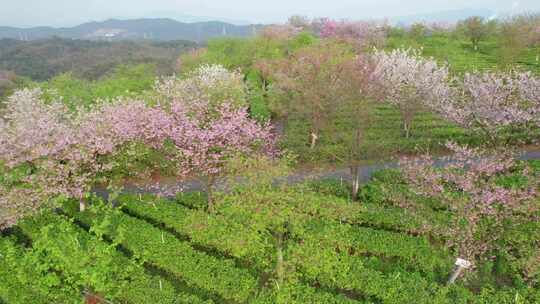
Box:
[1,0,539,27]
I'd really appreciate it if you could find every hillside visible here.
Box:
[0,18,262,42]
[0,38,197,81]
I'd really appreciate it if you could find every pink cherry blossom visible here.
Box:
[1,79,277,225]
[320,19,387,50]
[371,48,452,137]
[434,71,540,143]
[167,101,277,209]
[400,142,539,264]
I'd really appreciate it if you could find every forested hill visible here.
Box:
[0,38,198,81]
[0,18,262,42]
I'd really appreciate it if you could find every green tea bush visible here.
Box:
[65,201,257,302]
[0,237,80,303]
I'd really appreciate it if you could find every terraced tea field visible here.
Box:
[2,167,538,304]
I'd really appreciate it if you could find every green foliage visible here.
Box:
[246,71,272,121]
[269,283,362,304]
[0,73,33,104]
[91,64,157,100]
[2,168,539,303]
[180,35,306,73]
[121,193,272,270]
[0,237,80,303]
[18,212,133,299]
[289,238,459,304]
[65,200,257,303]
[300,219,452,274]
[359,164,540,287]
[283,103,479,163]
[40,64,157,110]
[41,73,93,108]
[15,208,194,303]
[287,31,318,51]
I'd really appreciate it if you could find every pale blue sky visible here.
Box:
[1,0,539,27]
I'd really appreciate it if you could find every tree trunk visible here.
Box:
[84,291,103,304]
[447,258,472,284]
[310,132,319,149]
[350,165,361,201]
[349,127,363,201]
[447,266,465,284]
[79,198,86,212]
[403,121,411,138]
[205,175,215,213]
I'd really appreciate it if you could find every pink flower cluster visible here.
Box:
[260,25,303,40]
[400,142,538,263]
[370,49,540,142]
[0,92,178,204]
[434,71,540,142]
[168,102,277,178]
[155,64,248,121]
[320,19,387,49]
[0,89,73,167]
[0,86,276,227]
[371,48,452,136]
[516,71,540,123]
[372,48,451,108]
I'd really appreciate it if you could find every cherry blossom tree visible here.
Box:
[499,18,531,67]
[426,21,456,33]
[155,64,277,209]
[49,98,174,211]
[0,89,72,227]
[0,89,173,216]
[332,54,379,200]
[372,48,452,138]
[0,89,74,167]
[0,73,277,223]
[460,16,488,51]
[400,142,539,281]
[320,19,387,50]
[155,64,248,116]
[266,42,363,149]
[408,23,427,41]
[167,102,276,211]
[516,71,540,127]
[287,15,311,31]
[0,182,47,230]
[260,25,302,41]
[435,71,540,144]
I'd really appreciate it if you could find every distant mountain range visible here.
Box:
[135,12,253,25]
[0,18,263,42]
[0,8,525,42]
